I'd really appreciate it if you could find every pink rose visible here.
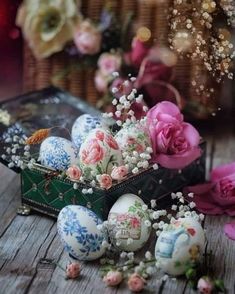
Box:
[130,217,141,229]
[197,277,213,294]
[66,262,81,279]
[74,20,101,55]
[98,174,112,189]
[95,130,105,141]
[66,165,82,181]
[81,139,104,164]
[127,273,146,292]
[105,135,119,150]
[111,166,128,181]
[185,162,235,216]
[147,101,201,169]
[103,271,123,286]
[125,38,149,68]
[98,53,122,76]
[95,71,109,93]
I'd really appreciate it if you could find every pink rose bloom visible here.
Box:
[98,53,122,76]
[185,162,235,216]
[95,71,109,93]
[66,165,82,181]
[147,101,201,169]
[130,217,141,229]
[81,139,104,164]
[197,277,213,294]
[111,166,128,181]
[103,271,123,286]
[98,174,112,189]
[125,38,149,68]
[66,262,81,279]
[95,130,105,141]
[74,20,101,55]
[127,273,146,292]
[105,135,119,150]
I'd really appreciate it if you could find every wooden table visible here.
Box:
[0,119,235,294]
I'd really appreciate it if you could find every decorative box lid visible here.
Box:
[0,87,103,172]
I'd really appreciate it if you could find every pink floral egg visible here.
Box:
[79,128,123,179]
[115,124,152,169]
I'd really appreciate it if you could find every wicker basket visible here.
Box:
[22,0,216,112]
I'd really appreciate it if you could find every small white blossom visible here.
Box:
[120,251,127,258]
[112,72,119,78]
[152,211,160,219]
[150,199,156,208]
[189,201,196,208]
[112,99,118,105]
[87,188,93,194]
[171,192,177,199]
[101,240,109,248]
[73,183,78,190]
[132,167,139,174]
[153,163,159,170]
[127,252,134,259]
[199,213,205,220]
[146,147,153,153]
[146,267,155,275]
[116,120,122,126]
[144,220,151,227]
[152,223,159,230]
[142,204,148,211]
[143,106,148,112]
[171,204,177,211]
[188,192,194,198]
[145,251,152,260]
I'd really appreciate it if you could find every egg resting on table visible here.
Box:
[57,205,106,261]
[155,217,205,276]
[108,193,151,251]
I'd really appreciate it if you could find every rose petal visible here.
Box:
[184,183,224,215]
[182,122,200,147]
[147,101,183,121]
[224,222,235,240]
[211,162,235,182]
[153,146,201,169]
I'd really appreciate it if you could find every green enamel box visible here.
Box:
[0,88,206,220]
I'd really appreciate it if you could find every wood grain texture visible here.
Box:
[0,121,235,294]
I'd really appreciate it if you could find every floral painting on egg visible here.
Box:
[115,124,152,170]
[79,129,123,179]
[57,205,105,261]
[71,114,107,149]
[39,136,79,171]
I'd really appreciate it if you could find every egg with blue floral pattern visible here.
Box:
[57,205,106,261]
[71,114,108,149]
[79,128,123,179]
[39,136,79,171]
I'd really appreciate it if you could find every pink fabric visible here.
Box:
[185,162,235,216]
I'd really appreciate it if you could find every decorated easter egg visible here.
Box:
[115,123,152,169]
[108,194,151,252]
[39,136,79,171]
[57,205,106,261]
[79,128,123,179]
[155,217,205,276]
[71,114,108,149]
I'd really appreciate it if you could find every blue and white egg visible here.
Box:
[39,136,79,171]
[57,205,106,261]
[71,114,108,149]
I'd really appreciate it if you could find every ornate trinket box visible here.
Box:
[0,88,206,219]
